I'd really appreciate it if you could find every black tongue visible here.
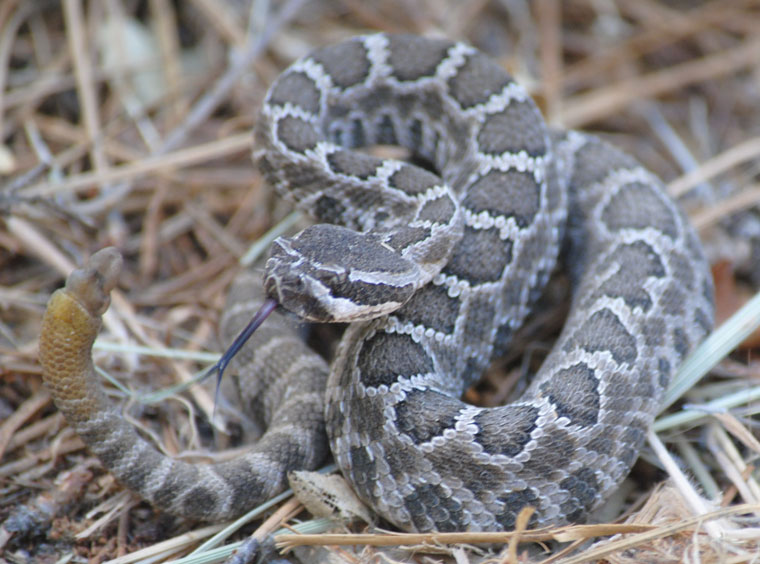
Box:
[211,298,278,416]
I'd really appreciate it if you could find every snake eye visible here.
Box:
[320,268,348,292]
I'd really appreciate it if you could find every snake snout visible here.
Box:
[264,254,336,323]
[267,273,336,323]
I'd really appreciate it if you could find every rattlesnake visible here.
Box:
[39,34,714,532]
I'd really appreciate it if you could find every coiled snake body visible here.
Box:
[39,34,714,531]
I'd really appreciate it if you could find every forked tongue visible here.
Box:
[211,298,278,416]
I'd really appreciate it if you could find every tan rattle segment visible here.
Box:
[39,247,122,424]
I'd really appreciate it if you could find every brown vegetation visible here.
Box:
[1,1,759,562]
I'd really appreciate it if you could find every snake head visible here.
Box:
[264,224,419,323]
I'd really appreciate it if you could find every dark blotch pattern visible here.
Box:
[447,52,512,108]
[268,71,321,113]
[564,308,638,366]
[570,137,636,188]
[643,316,666,348]
[385,444,422,482]
[273,160,325,200]
[353,86,393,119]
[388,35,453,81]
[521,427,576,476]
[473,405,538,457]
[601,182,678,240]
[591,241,665,312]
[476,100,546,157]
[458,465,508,499]
[462,294,496,347]
[586,435,613,457]
[348,446,377,501]
[394,283,461,334]
[667,251,695,291]
[277,115,320,153]
[462,170,541,227]
[417,195,457,225]
[403,483,465,532]
[354,397,388,442]
[267,434,308,467]
[558,468,599,522]
[539,362,600,426]
[503,230,551,307]
[495,488,540,530]
[661,284,686,317]
[620,426,646,451]
[84,423,135,471]
[388,164,442,196]
[394,389,460,444]
[672,327,690,360]
[327,150,381,179]
[181,484,219,516]
[310,39,371,89]
[657,357,672,390]
[151,467,198,510]
[314,194,347,223]
[357,332,434,388]
[342,186,394,217]
[385,226,432,253]
[445,226,512,284]
[695,307,713,336]
[617,441,639,468]
[213,466,272,515]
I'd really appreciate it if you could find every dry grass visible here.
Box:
[1,1,760,562]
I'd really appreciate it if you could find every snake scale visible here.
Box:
[39,34,715,532]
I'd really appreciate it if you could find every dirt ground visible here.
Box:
[2,1,760,563]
